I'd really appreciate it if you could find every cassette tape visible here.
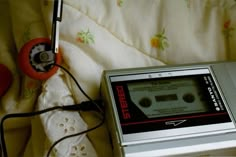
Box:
[128,78,209,119]
[101,61,236,157]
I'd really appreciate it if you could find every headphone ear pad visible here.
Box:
[18,38,62,80]
[0,64,13,96]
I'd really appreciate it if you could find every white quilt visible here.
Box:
[0,0,236,157]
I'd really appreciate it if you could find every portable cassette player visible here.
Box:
[101,61,236,157]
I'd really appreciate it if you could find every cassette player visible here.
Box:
[101,61,236,157]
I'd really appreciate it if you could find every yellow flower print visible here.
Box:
[117,0,125,7]
[151,29,169,51]
[22,21,42,45]
[76,29,95,44]
[223,20,235,38]
[23,80,40,98]
[151,37,160,48]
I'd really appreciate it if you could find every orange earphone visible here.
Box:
[0,0,63,96]
[18,38,61,80]
[17,0,63,80]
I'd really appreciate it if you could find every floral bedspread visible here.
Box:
[0,0,235,157]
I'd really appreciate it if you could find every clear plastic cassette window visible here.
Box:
[110,68,233,135]
[127,77,210,119]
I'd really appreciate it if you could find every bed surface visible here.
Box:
[0,0,236,156]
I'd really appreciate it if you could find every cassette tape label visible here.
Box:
[110,68,232,134]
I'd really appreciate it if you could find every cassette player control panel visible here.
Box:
[101,61,236,157]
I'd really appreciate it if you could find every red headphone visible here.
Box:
[1,37,62,96]
[18,38,61,80]
[0,0,63,96]
[18,0,63,80]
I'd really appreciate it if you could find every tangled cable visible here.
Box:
[0,64,105,157]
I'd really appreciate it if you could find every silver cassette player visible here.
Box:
[101,61,236,157]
